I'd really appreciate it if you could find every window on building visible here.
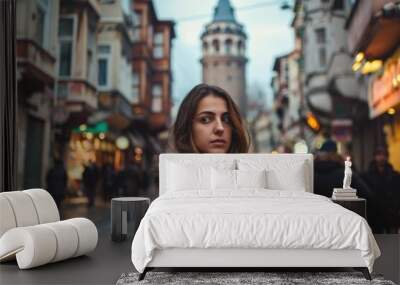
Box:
[237,40,243,55]
[298,56,304,70]
[225,39,232,55]
[98,45,111,54]
[202,42,208,53]
[212,39,220,54]
[319,47,326,67]
[133,11,142,42]
[98,59,108,87]
[132,72,140,103]
[213,27,221,33]
[59,16,75,77]
[315,28,326,44]
[57,82,68,99]
[36,0,50,48]
[154,31,163,44]
[282,61,289,85]
[333,0,344,10]
[148,25,153,45]
[98,45,111,88]
[153,32,164,59]
[151,84,162,112]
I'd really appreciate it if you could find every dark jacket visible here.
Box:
[362,161,400,228]
[82,164,98,189]
[314,159,373,200]
[46,163,67,199]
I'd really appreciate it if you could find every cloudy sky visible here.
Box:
[153,0,294,116]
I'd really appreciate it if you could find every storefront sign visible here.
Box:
[369,54,400,118]
[331,119,352,142]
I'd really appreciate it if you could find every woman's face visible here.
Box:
[192,95,232,153]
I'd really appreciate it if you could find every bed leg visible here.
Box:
[354,267,371,280]
[138,268,148,281]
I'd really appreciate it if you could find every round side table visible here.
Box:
[111,197,150,242]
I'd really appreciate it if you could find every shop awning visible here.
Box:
[72,121,108,134]
[88,111,130,130]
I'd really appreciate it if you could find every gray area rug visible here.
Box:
[116,271,396,285]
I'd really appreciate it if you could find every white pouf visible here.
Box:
[66,218,98,257]
[0,225,57,269]
[42,221,79,262]
[0,196,17,237]
[1,191,40,227]
[24,188,60,223]
[0,189,98,269]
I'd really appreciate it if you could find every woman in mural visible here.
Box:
[172,83,250,153]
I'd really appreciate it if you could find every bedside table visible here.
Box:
[331,198,367,219]
[111,197,150,242]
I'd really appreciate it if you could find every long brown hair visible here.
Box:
[172,83,250,153]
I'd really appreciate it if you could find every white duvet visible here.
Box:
[131,190,380,273]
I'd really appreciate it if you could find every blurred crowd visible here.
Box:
[45,142,400,234]
[313,140,400,234]
[46,159,150,209]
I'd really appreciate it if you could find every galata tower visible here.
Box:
[200,0,247,117]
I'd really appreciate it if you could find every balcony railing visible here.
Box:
[16,39,56,85]
[59,79,98,111]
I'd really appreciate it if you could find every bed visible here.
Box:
[131,154,381,280]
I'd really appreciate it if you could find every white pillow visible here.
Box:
[237,158,307,192]
[267,167,306,192]
[211,168,268,190]
[211,168,236,190]
[236,169,267,189]
[167,162,211,191]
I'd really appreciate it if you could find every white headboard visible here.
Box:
[159,153,314,195]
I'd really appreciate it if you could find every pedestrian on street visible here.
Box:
[115,166,128,197]
[46,158,68,210]
[102,162,116,202]
[313,139,373,200]
[362,147,400,234]
[125,162,141,197]
[82,160,99,208]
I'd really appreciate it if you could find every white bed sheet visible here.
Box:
[131,190,380,273]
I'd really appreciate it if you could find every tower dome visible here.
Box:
[213,0,236,22]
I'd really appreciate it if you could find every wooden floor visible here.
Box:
[1,204,399,285]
